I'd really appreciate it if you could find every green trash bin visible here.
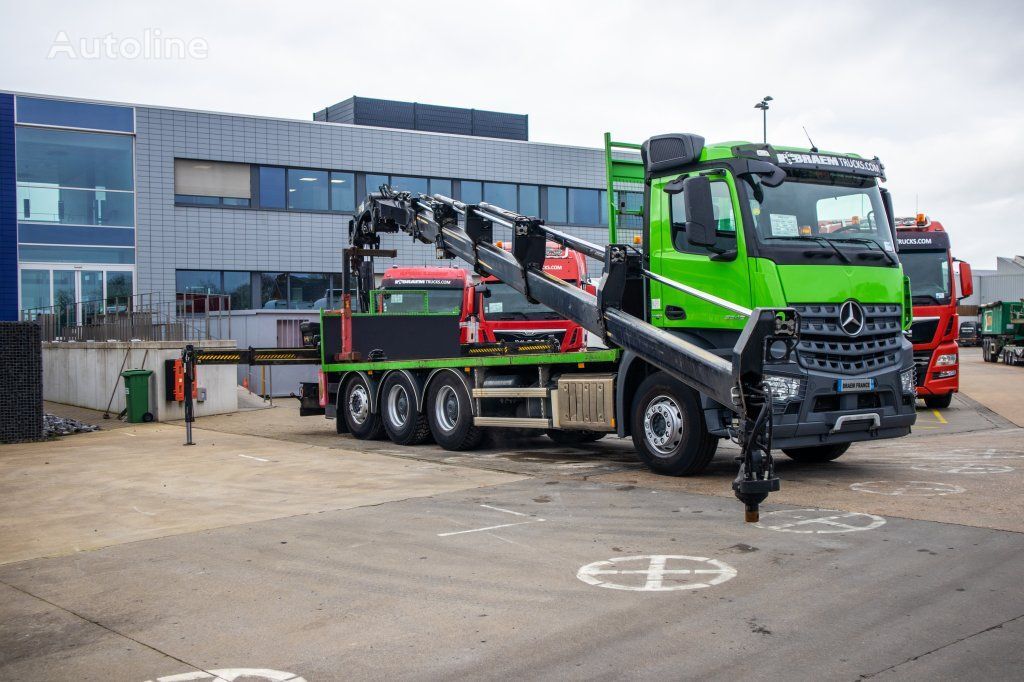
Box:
[122,369,155,423]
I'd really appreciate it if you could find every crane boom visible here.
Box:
[348,187,797,519]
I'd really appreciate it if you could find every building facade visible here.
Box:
[1,92,639,321]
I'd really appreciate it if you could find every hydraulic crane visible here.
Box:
[346,185,798,521]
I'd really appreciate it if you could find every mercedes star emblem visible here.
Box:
[839,300,866,336]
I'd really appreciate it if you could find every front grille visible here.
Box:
[792,303,903,376]
[493,330,566,345]
[910,318,940,344]
[913,350,931,387]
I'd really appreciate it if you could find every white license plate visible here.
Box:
[837,378,875,393]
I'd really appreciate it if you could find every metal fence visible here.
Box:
[21,292,234,342]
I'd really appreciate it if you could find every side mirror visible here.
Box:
[958,261,973,299]
[480,286,492,299]
[682,175,717,248]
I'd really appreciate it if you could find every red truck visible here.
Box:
[379,242,588,352]
[895,214,973,408]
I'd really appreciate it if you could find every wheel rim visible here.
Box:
[348,383,369,425]
[435,385,460,432]
[643,395,684,457]
[387,383,410,428]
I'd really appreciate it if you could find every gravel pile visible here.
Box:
[44,414,100,437]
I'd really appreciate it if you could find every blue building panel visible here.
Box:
[0,93,17,320]
[18,224,135,247]
[15,96,134,132]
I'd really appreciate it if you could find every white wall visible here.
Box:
[42,340,238,421]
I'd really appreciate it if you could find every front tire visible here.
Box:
[380,373,431,445]
[343,375,384,440]
[924,393,953,409]
[782,443,850,463]
[630,372,717,476]
[427,374,482,451]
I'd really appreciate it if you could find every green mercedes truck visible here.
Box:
[301,131,918,490]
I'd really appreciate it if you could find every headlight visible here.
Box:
[763,375,802,403]
[900,368,916,394]
[935,353,957,366]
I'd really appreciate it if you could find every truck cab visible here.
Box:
[474,242,587,351]
[895,215,973,408]
[609,134,919,462]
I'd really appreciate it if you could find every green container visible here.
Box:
[981,301,1024,339]
[122,369,154,423]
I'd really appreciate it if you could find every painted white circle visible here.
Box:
[850,481,966,496]
[576,555,736,592]
[147,669,307,682]
[911,462,1013,474]
[755,508,886,534]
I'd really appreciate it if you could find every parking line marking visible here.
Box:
[932,409,948,424]
[438,519,545,537]
[479,504,530,517]
[238,454,270,462]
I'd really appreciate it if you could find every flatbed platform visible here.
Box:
[323,347,621,373]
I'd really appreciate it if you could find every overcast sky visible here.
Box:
[1,0,1021,268]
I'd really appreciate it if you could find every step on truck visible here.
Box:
[895,214,974,408]
[300,132,919,520]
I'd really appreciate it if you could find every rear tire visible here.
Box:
[545,429,605,445]
[343,375,384,440]
[781,443,850,463]
[630,372,717,476]
[924,393,953,409]
[427,374,482,451]
[381,373,431,445]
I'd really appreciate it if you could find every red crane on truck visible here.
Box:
[378,241,588,352]
[895,214,973,408]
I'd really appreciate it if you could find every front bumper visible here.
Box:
[706,343,917,448]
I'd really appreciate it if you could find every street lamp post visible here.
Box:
[754,95,773,144]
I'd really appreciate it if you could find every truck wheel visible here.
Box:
[924,393,953,409]
[631,372,717,476]
[545,429,605,445]
[427,374,482,450]
[381,373,431,445]
[343,375,384,440]
[781,443,850,463]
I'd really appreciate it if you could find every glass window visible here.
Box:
[330,172,355,212]
[901,251,951,304]
[175,194,221,206]
[17,186,134,226]
[365,174,389,194]
[460,181,482,204]
[391,176,429,195]
[288,273,329,309]
[18,224,135,247]
[484,182,517,210]
[222,197,250,207]
[260,272,288,309]
[19,245,135,264]
[16,127,134,191]
[20,270,49,312]
[287,169,328,211]
[519,185,539,217]
[106,271,133,309]
[546,187,567,223]
[669,179,737,255]
[53,270,76,310]
[430,178,452,197]
[223,271,251,309]
[258,167,286,209]
[568,189,600,225]
[176,270,222,295]
[174,159,251,199]
[16,96,134,132]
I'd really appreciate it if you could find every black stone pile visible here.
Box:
[43,414,100,437]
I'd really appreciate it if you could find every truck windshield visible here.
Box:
[381,288,462,314]
[747,169,893,255]
[900,250,951,304]
[482,282,562,320]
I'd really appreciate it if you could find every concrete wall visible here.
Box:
[42,340,238,421]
